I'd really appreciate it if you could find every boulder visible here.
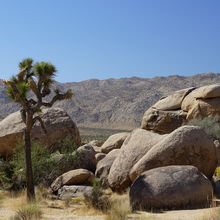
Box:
[88,140,104,147]
[101,132,130,154]
[91,145,102,154]
[0,108,81,156]
[130,126,217,181]
[213,179,220,198]
[95,149,120,187]
[186,98,220,120]
[48,144,97,183]
[95,153,106,163]
[50,169,94,193]
[130,165,213,210]
[214,140,220,165]
[108,129,166,192]
[152,87,195,111]
[141,108,187,134]
[74,144,97,172]
[191,84,220,99]
[58,185,93,200]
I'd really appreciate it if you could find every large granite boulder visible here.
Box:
[95,149,120,187]
[108,129,166,192]
[141,108,187,134]
[101,132,130,154]
[130,166,213,210]
[75,144,97,171]
[130,126,217,181]
[50,169,94,193]
[0,108,81,155]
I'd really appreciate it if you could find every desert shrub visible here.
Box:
[58,137,78,154]
[106,193,131,220]
[0,137,79,191]
[84,178,110,212]
[187,116,220,140]
[11,203,42,220]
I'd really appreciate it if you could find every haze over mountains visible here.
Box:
[0,72,220,129]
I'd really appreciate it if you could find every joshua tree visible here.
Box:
[3,58,73,201]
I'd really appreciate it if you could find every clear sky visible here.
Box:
[0,0,220,82]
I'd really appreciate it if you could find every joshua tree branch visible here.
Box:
[41,89,73,107]
[33,116,47,135]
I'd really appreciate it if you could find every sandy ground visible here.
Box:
[0,190,219,220]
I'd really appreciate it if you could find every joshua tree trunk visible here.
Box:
[24,118,35,201]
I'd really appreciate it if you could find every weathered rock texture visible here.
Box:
[0,107,81,155]
[50,169,94,193]
[130,166,213,210]
[141,84,220,134]
[101,132,129,153]
[141,108,187,134]
[108,129,166,192]
[95,153,106,163]
[88,140,104,147]
[95,149,120,187]
[130,126,217,181]
[58,185,93,200]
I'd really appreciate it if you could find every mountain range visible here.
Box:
[0,72,220,129]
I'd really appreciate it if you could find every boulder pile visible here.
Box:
[141,84,220,134]
[1,84,220,211]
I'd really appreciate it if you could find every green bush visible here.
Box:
[0,137,79,191]
[188,116,220,140]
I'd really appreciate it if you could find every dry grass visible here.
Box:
[11,203,42,220]
[106,192,131,220]
[0,188,219,220]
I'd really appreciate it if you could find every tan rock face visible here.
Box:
[107,128,166,192]
[0,108,81,156]
[101,132,130,154]
[88,140,104,147]
[186,98,220,120]
[192,84,220,99]
[141,108,187,134]
[95,153,106,163]
[130,126,217,182]
[95,149,120,187]
[130,166,213,210]
[153,87,195,111]
[50,169,94,193]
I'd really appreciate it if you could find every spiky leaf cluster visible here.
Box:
[4,58,73,109]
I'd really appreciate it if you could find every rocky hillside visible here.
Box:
[0,73,220,129]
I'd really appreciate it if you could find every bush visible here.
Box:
[0,137,79,191]
[84,178,110,212]
[187,116,220,140]
[11,203,42,220]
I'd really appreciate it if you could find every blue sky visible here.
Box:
[0,0,220,82]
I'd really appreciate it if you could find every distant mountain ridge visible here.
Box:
[0,72,220,129]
